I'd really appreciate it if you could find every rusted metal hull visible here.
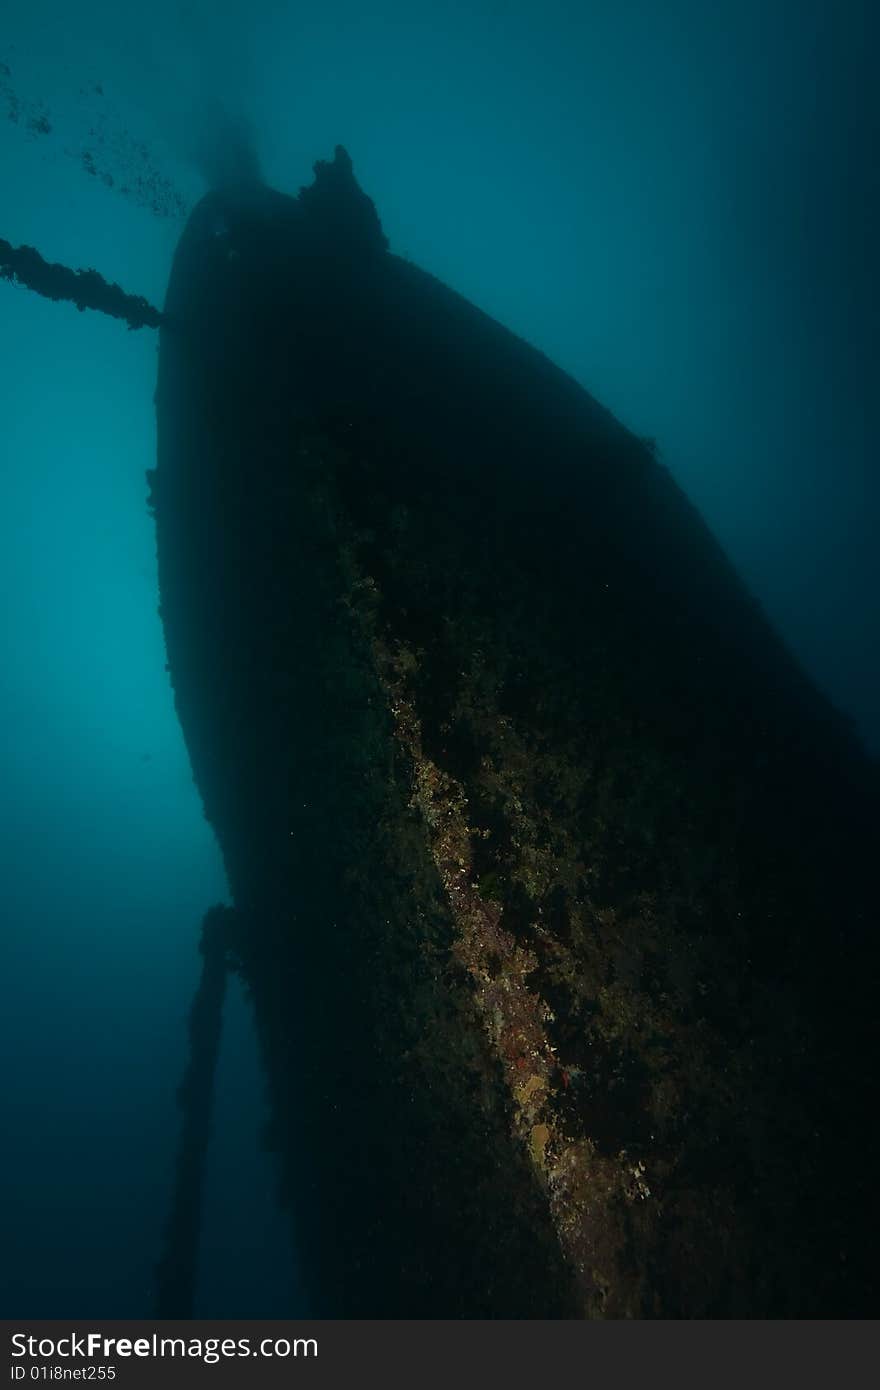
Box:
[153,149,879,1316]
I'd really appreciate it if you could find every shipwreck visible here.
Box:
[5,144,877,1318]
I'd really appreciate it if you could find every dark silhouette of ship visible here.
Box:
[10,144,875,1317]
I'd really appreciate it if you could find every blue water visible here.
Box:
[1,0,877,1317]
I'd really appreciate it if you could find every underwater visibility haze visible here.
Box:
[1,0,878,1318]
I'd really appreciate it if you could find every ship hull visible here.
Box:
[153,150,879,1317]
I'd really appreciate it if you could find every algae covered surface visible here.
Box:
[154,149,879,1317]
